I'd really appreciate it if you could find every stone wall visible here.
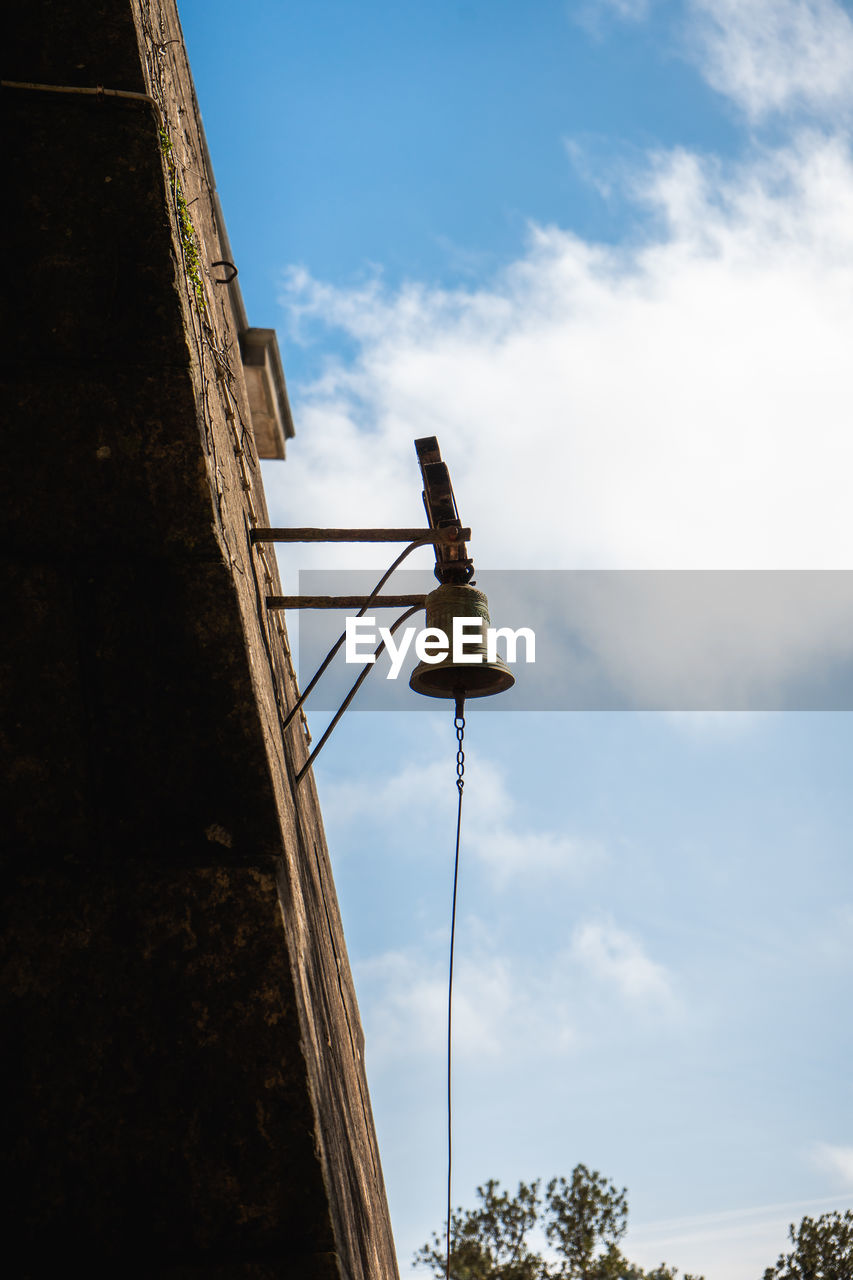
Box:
[1,2,398,1275]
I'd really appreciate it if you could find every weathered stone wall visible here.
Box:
[1,3,398,1275]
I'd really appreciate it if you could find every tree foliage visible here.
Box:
[414,1165,705,1280]
[762,1210,853,1280]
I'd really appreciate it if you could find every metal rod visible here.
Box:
[296,605,423,784]
[1,79,165,127]
[267,594,427,610]
[251,526,470,545]
[281,537,430,730]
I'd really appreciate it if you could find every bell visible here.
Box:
[409,583,515,700]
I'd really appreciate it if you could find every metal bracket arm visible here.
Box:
[251,526,470,545]
[266,594,427,610]
[256,441,475,780]
[294,604,423,785]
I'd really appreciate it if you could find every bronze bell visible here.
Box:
[409,583,515,700]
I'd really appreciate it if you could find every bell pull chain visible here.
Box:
[446,694,465,1280]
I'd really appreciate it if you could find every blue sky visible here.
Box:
[180,0,742,378]
[178,2,853,1276]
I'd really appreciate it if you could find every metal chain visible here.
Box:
[455,709,465,796]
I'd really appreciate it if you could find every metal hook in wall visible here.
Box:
[211,260,238,283]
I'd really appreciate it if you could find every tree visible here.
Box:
[762,1209,853,1280]
[544,1167,627,1276]
[414,1165,705,1280]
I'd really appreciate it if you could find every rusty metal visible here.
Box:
[409,583,514,701]
[278,532,435,731]
[1,80,165,127]
[296,604,423,783]
[267,594,427,610]
[212,260,238,283]
[415,438,474,584]
[264,439,512,771]
[250,526,470,545]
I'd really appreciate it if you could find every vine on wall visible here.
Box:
[159,126,205,313]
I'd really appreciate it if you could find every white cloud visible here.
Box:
[275,133,853,577]
[356,948,508,1061]
[356,944,578,1065]
[571,916,678,1008]
[358,916,678,1068]
[812,1141,853,1185]
[689,0,853,121]
[542,569,853,710]
[482,828,597,882]
[627,1194,853,1280]
[563,1,853,124]
[322,756,455,827]
[322,749,601,885]
[463,759,600,883]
